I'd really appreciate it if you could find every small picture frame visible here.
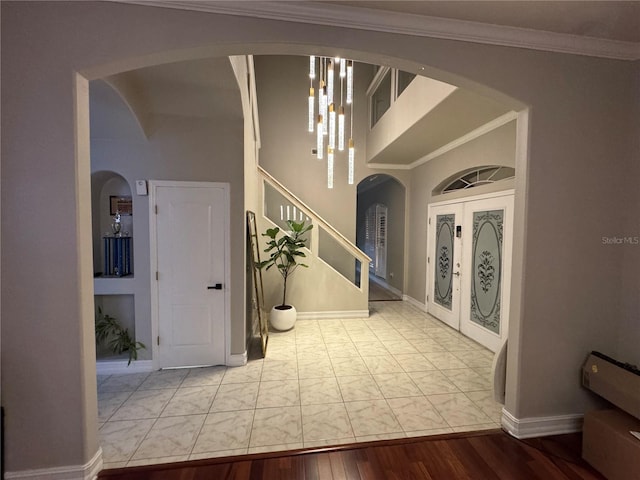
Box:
[109,196,132,215]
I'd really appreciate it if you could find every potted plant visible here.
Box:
[258,219,312,330]
[95,307,146,365]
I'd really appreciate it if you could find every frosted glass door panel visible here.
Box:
[470,209,503,334]
[434,214,455,310]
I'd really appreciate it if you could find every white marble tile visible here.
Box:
[337,375,383,402]
[302,403,354,442]
[408,339,448,353]
[379,339,418,355]
[361,355,404,375]
[452,350,494,368]
[452,423,499,433]
[372,373,423,398]
[408,371,460,396]
[161,386,218,417]
[138,369,189,390]
[373,330,406,342]
[248,443,304,454]
[353,341,388,356]
[441,368,491,392]
[393,353,437,372]
[347,332,381,343]
[257,380,300,408]
[330,356,369,376]
[260,359,298,381]
[344,400,402,437]
[464,390,504,423]
[265,344,298,361]
[99,419,154,463]
[249,406,302,447]
[325,342,360,358]
[221,362,263,384]
[98,373,149,393]
[427,393,494,427]
[321,328,350,343]
[422,351,469,369]
[295,333,325,345]
[299,377,343,405]
[189,449,247,460]
[181,366,226,387]
[98,391,132,422]
[132,414,206,459]
[472,367,493,379]
[386,396,448,432]
[405,427,454,437]
[110,389,176,421]
[210,382,259,412]
[192,409,254,453]
[297,356,334,378]
[355,432,406,442]
[127,455,189,467]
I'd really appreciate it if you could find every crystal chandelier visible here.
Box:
[308,56,355,189]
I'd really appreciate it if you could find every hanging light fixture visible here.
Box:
[308,55,356,188]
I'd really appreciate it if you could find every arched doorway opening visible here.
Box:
[356,174,406,301]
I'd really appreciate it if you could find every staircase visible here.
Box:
[255,166,371,318]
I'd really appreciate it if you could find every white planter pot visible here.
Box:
[269,305,297,331]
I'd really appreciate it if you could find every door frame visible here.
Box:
[426,189,514,347]
[149,180,231,370]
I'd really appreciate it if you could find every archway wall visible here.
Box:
[357,176,406,293]
[2,1,638,474]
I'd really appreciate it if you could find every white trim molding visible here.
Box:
[5,448,103,480]
[96,359,153,375]
[122,1,640,60]
[226,351,248,367]
[297,310,370,320]
[501,409,584,439]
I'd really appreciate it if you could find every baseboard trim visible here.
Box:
[226,351,248,367]
[501,409,583,439]
[96,360,153,375]
[369,275,403,298]
[402,295,427,312]
[5,448,103,480]
[297,310,370,320]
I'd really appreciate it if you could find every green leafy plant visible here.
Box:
[258,220,313,307]
[95,307,146,365]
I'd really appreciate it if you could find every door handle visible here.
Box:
[207,283,223,290]
[452,272,460,277]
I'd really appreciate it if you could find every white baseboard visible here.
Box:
[96,360,153,375]
[226,351,248,367]
[5,448,103,480]
[297,310,370,320]
[501,408,583,439]
[402,295,427,312]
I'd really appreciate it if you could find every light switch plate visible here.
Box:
[135,180,148,196]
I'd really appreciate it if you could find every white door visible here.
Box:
[427,203,464,330]
[375,204,388,279]
[152,182,228,368]
[427,192,513,352]
[460,195,513,352]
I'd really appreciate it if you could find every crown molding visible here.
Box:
[120,1,640,60]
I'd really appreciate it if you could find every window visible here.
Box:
[438,166,516,194]
[370,70,391,127]
[396,70,416,98]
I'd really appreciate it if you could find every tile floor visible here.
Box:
[97,301,503,468]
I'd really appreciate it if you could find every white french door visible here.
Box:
[150,181,229,368]
[427,203,463,330]
[427,192,514,352]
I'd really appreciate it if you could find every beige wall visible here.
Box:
[1,1,638,474]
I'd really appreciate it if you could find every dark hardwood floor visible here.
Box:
[99,430,605,480]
